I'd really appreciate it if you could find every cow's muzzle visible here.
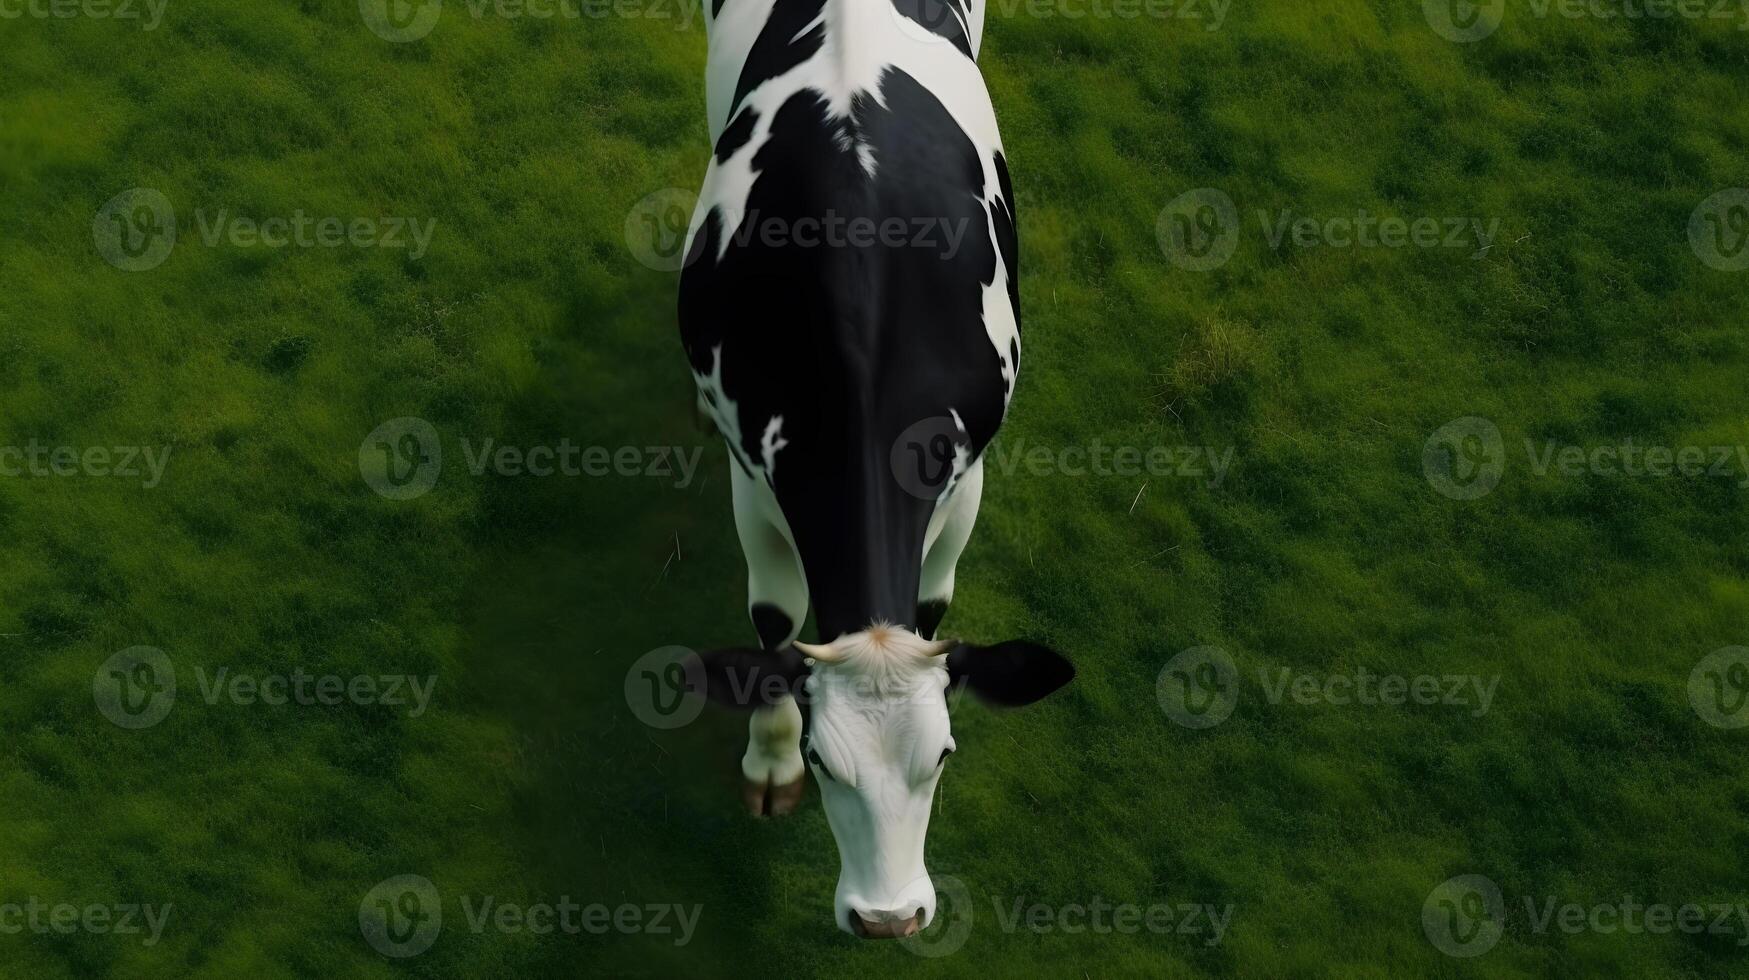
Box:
[851,910,922,939]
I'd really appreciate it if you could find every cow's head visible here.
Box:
[691,624,1073,938]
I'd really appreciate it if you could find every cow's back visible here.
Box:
[680,5,1019,635]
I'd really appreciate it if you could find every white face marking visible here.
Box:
[800,626,956,935]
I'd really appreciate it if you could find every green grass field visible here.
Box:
[3,0,1748,976]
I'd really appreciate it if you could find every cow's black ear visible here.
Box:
[685,646,809,709]
[947,640,1074,707]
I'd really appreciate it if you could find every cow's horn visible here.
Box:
[793,640,842,663]
[920,637,956,658]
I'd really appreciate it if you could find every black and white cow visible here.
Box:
[677,0,1074,940]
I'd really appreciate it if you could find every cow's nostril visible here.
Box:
[853,911,922,939]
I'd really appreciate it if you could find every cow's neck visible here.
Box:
[779,433,933,643]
